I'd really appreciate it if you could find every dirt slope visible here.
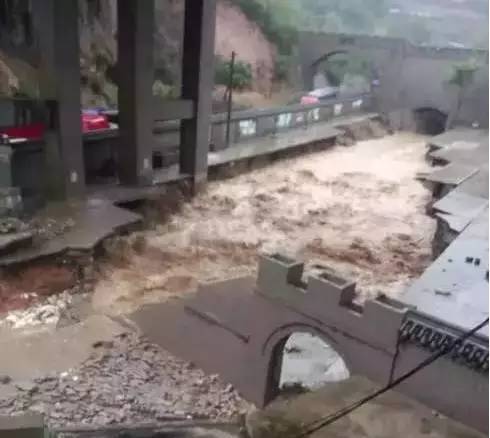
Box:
[215,0,277,94]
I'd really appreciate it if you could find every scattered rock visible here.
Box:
[0,290,77,329]
[92,340,114,349]
[0,333,249,428]
[15,381,38,394]
[0,375,11,384]
[0,217,26,235]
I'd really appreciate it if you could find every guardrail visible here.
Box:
[83,93,373,172]
[0,94,374,209]
[208,93,372,151]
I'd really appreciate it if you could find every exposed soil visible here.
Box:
[0,263,77,313]
[93,132,436,315]
[215,0,277,94]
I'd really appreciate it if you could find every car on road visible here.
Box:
[300,86,339,105]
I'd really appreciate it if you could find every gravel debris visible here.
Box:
[0,217,27,235]
[0,332,249,427]
[0,290,84,330]
[28,217,76,242]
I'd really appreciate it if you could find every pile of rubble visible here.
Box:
[0,332,249,427]
[0,290,78,329]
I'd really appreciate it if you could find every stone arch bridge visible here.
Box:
[131,253,488,433]
[298,32,489,129]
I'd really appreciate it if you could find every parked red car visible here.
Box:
[81,110,110,132]
[0,109,110,141]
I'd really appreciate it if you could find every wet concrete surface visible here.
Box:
[248,376,484,438]
[403,128,489,336]
[0,231,33,255]
[402,208,489,336]
[55,422,242,438]
[0,315,126,382]
[0,200,141,266]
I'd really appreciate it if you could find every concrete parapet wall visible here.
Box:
[132,253,488,433]
[0,414,45,438]
[256,254,406,353]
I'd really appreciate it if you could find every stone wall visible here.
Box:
[298,32,489,129]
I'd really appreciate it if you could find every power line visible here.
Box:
[294,317,489,438]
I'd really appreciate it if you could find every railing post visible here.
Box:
[225,51,236,148]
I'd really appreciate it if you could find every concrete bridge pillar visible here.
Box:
[117,0,156,186]
[32,0,86,200]
[180,0,217,191]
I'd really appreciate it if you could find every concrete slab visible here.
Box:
[0,231,33,255]
[432,190,488,228]
[0,314,126,381]
[453,168,489,199]
[0,201,141,266]
[434,212,470,234]
[401,208,489,336]
[422,164,479,186]
[88,165,190,204]
[55,421,241,438]
[0,414,45,438]
[428,128,488,152]
[248,376,484,438]
[405,128,489,335]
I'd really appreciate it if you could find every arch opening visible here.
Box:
[311,50,375,98]
[266,331,349,402]
[413,107,447,135]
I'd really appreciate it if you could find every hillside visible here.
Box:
[277,0,488,48]
[0,0,278,106]
[0,0,487,106]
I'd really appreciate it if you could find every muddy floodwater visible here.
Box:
[92,132,436,388]
[0,132,439,423]
[94,132,436,317]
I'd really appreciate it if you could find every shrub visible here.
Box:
[274,55,292,81]
[230,0,298,56]
[214,56,253,90]
[152,81,179,99]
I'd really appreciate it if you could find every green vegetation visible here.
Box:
[152,81,179,99]
[385,16,432,45]
[232,0,487,54]
[274,54,292,81]
[229,0,299,82]
[230,0,298,56]
[214,56,253,90]
[445,60,479,129]
[293,0,388,35]
[448,61,479,88]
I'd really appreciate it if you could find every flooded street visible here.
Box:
[94,132,436,315]
[0,132,443,424]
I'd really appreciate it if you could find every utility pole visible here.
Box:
[225,50,235,148]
